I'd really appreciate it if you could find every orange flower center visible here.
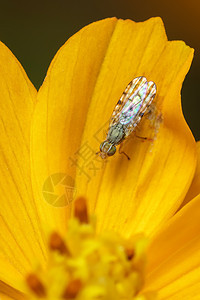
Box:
[26,198,156,299]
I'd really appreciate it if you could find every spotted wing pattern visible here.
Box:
[123,80,157,138]
[109,76,148,127]
[109,76,156,139]
[119,80,148,125]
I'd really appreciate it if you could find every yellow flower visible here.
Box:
[0,17,199,299]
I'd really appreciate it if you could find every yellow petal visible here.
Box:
[181,141,200,207]
[0,42,46,291]
[74,18,196,236]
[0,281,25,300]
[0,295,14,300]
[31,18,118,233]
[144,194,200,299]
[31,17,196,239]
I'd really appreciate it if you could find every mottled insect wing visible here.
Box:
[109,76,147,127]
[119,81,148,125]
[123,76,147,99]
[122,79,157,138]
[144,81,157,106]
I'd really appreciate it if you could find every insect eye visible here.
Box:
[107,145,116,156]
[100,141,106,152]
[100,142,116,156]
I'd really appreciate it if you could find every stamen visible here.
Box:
[26,198,153,299]
[62,279,82,299]
[74,197,88,223]
[49,232,69,255]
[125,248,135,260]
[26,274,46,297]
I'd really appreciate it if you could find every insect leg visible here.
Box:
[135,134,153,142]
[119,143,130,160]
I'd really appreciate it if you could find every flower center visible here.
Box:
[26,197,155,299]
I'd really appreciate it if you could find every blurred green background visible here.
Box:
[0,0,199,139]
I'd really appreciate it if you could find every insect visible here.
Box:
[97,76,157,159]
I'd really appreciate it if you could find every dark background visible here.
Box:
[0,0,199,139]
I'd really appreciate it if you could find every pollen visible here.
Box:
[26,197,155,299]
